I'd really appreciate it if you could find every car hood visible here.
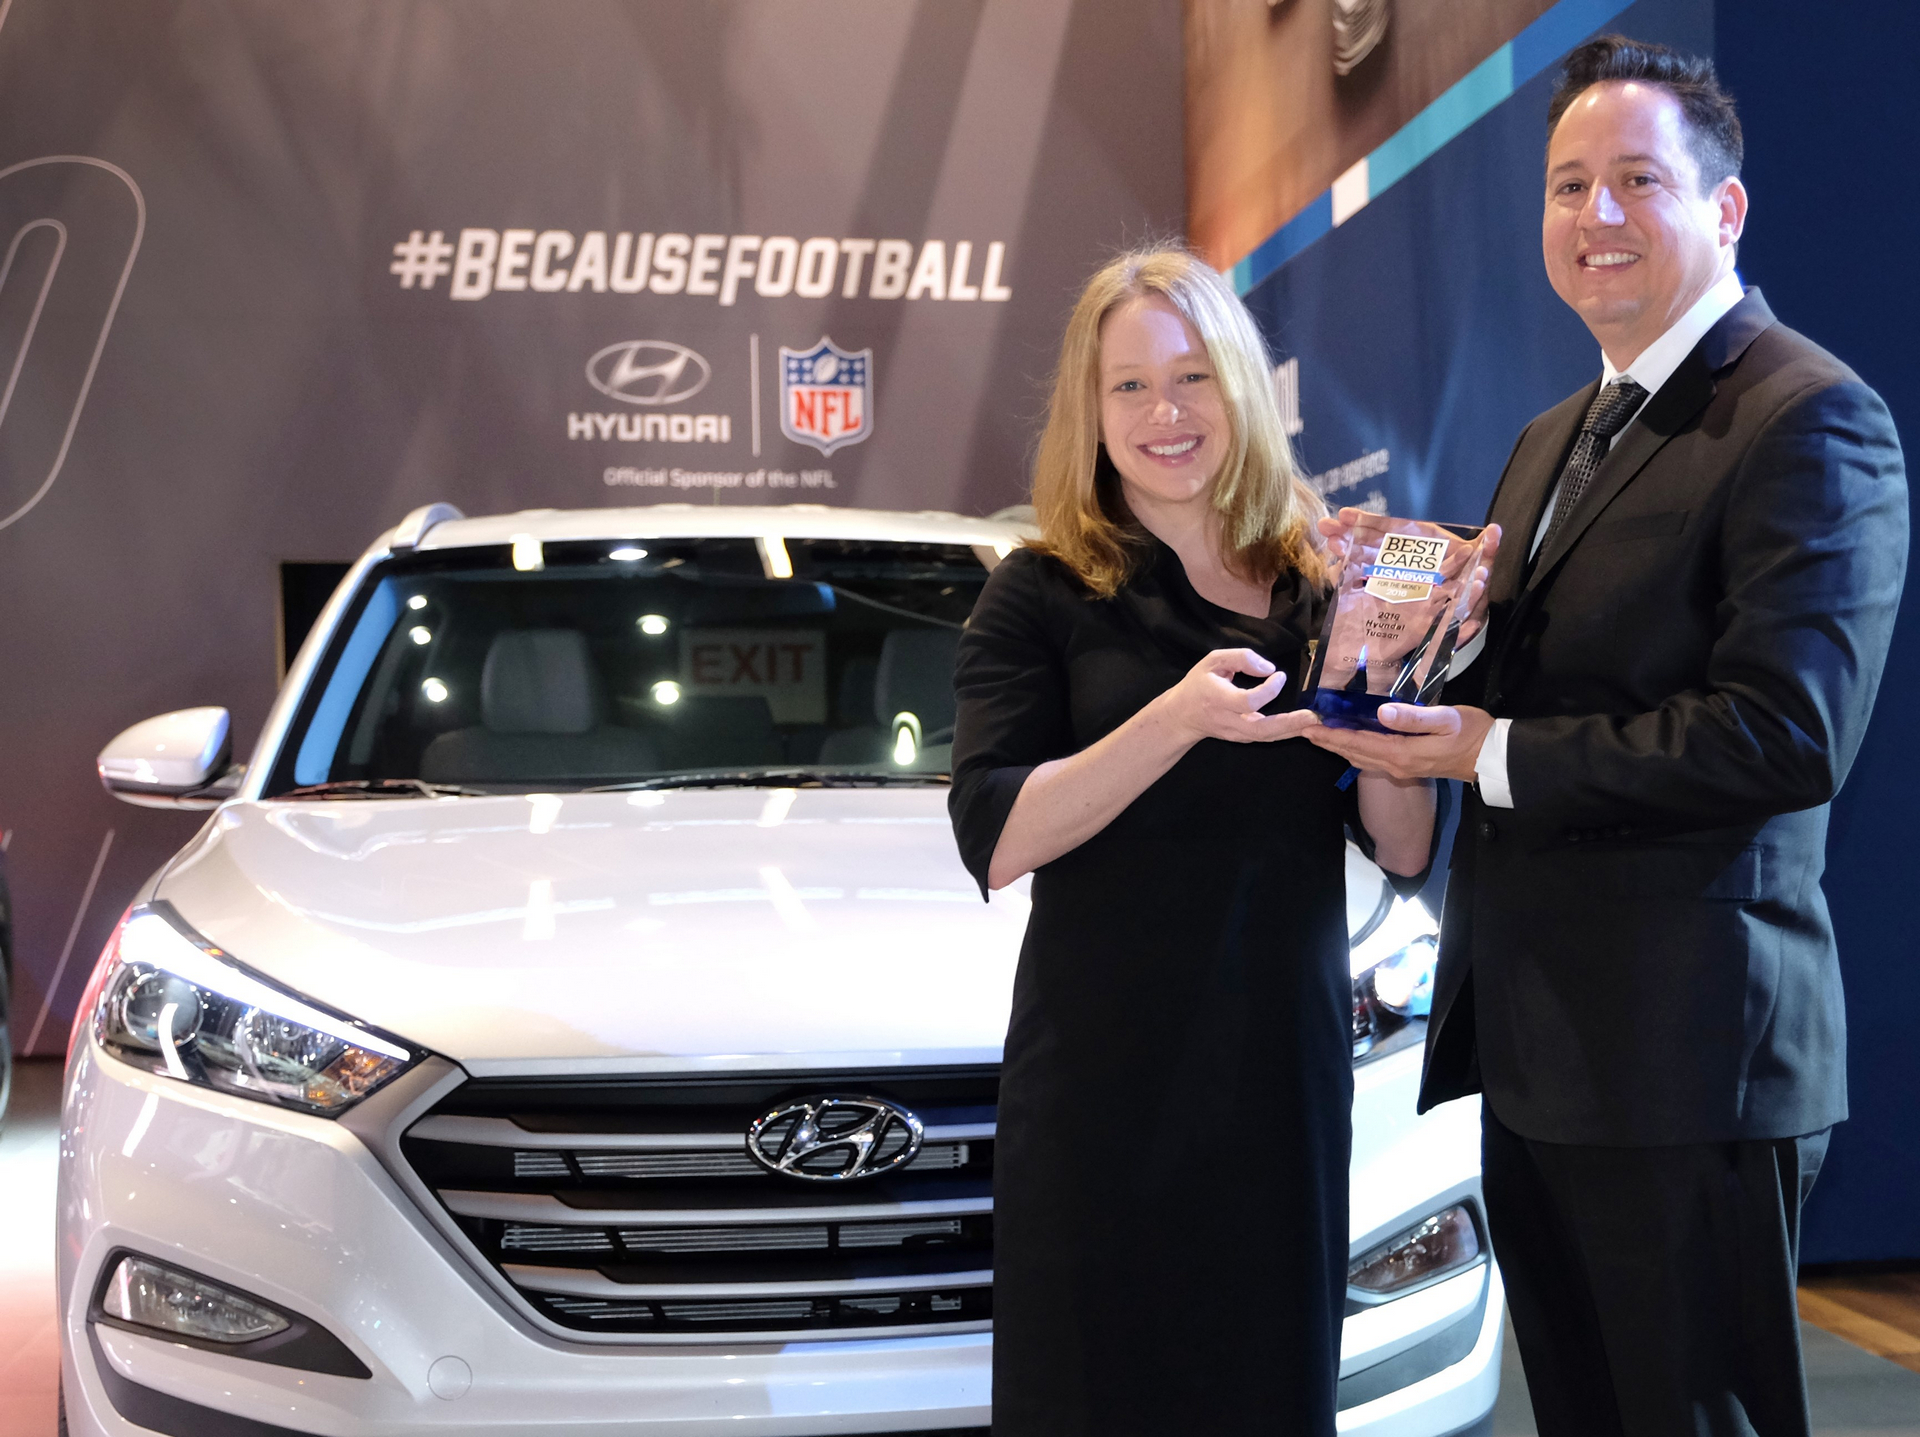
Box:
[154,788,1029,1074]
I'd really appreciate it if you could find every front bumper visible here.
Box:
[58,1041,1498,1437]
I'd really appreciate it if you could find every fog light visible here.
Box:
[1349,1204,1480,1295]
[100,1255,290,1343]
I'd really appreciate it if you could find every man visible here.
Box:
[1308,35,1908,1437]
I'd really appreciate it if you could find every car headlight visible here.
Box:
[89,902,417,1115]
[1349,1204,1482,1297]
[1350,896,1439,1060]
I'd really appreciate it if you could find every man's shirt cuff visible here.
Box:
[1475,717,1515,808]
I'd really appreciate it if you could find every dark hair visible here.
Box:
[1547,35,1743,193]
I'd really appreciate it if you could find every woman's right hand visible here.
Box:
[1158,648,1321,745]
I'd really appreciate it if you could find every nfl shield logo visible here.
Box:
[779,338,873,455]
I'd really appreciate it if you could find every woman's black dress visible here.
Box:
[950,540,1401,1436]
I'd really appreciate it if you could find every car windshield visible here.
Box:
[263,535,992,796]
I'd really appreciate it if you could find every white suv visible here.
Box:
[60,503,1501,1437]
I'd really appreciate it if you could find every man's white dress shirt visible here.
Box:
[1472,271,1747,807]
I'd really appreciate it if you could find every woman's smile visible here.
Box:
[1139,433,1204,464]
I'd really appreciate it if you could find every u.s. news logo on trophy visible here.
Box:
[780,337,872,455]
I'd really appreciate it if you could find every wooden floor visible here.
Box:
[1801,1271,1920,1375]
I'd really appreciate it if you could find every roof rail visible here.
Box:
[390,502,465,551]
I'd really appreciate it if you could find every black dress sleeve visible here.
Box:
[948,549,1077,898]
[1341,771,1452,897]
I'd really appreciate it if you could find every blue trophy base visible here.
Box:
[1309,689,1395,733]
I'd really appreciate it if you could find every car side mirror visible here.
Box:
[97,707,246,810]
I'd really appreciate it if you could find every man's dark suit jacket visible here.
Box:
[1421,288,1909,1146]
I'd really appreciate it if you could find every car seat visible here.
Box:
[816,628,959,766]
[419,629,661,784]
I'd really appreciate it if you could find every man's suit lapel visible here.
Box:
[1523,288,1779,593]
[1522,362,1714,589]
[1488,390,1589,608]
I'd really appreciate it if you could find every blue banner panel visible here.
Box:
[1241,0,1713,523]
[1717,0,1920,1267]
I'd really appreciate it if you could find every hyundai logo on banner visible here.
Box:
[780,337,872,455]
[586,340,712,405]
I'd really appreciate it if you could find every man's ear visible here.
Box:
[1717,176,1750,248]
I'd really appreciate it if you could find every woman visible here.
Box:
[949,248,1438,1435]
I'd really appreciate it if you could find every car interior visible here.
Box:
[270,537,981,793]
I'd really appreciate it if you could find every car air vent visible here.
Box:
[399,1068,999,1340]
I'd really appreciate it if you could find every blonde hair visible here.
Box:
[1029,246,1325,598]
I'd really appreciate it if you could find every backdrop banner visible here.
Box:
[0,0,1181,1055]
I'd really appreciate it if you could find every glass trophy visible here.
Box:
[1304,515,1488,732]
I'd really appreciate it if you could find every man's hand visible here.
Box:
[1457,523,1501,646]
[1316,510,1504,647]
[1304,702,1495,782]
[1315,507,1368,567]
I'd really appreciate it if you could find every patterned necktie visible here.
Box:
[1539,378,1649,554]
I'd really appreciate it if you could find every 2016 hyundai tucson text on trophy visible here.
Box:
[60,503,1502,1437]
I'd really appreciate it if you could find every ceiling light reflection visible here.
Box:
[758,865,816,932]
[523,878,555,941]
[526,793,563,836]
[756,535,793,580]
[891,711,922,767]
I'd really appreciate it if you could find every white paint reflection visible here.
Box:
[296,898,615,934]
[527,794,563,835]
[758,865,816,933]
[523,879,556,940]
[648,887,844,906]
[756,789,797,828]
[854,888,975,903]
[121,1090,159,1160]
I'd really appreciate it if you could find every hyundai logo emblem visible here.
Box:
[746,1095,924,1182]
[585,340,712,406]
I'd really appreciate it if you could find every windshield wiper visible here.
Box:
[278,778,490,800]
[585,768,948,793]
